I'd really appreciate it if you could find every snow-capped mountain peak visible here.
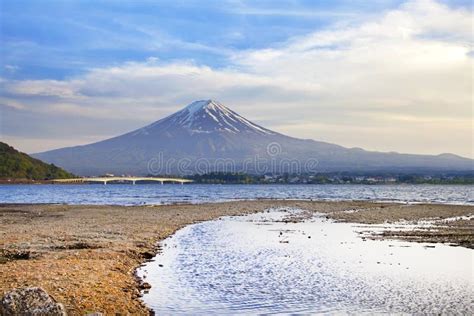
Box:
[141,99,276,135]
[183,99,221,113]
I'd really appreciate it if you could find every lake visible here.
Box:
[0,184,472,205]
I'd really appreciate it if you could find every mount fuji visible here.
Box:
[34,100,473,175]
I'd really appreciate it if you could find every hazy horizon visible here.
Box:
[26,99,473,160]
[1,0,472,158]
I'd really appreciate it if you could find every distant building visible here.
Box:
[289,177,300,183]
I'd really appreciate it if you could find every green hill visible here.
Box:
[0,142,75,180]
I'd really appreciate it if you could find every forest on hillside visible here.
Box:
[0,142,74,180]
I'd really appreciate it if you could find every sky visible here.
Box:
[0,0,472,157]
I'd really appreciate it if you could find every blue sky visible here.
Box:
[1,0,472,157]
[2,0,469,79]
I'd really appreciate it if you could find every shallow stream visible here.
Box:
[137,209,473,314]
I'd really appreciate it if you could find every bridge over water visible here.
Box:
[52,177,193,185]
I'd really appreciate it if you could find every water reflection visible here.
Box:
[137,209,474,314]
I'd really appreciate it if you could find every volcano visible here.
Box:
[34,100,473,175]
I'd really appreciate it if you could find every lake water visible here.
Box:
[137,209,474,314]
[0,184,472,205]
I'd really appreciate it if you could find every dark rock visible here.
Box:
[1,249,31,261]
[139,282,152,290]
[140,251,154,259]
[66,242,97,250]
[0,287,66,316]
[54,242,99,250]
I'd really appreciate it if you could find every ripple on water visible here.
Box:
[1,184,473,205]
[137,210,474,314]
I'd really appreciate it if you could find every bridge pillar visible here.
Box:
[132,180,136,185]
[161,181,164,185]
[103,181,107,185]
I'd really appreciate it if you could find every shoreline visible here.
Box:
[1,197,474,208]
[1,201,473,314]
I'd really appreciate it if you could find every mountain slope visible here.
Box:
[33,100,473,175]
[0,142,75,180]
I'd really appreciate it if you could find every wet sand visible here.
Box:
[0,201,473,315]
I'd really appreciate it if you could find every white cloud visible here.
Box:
[3,0,472,157]
[0,97,26,110]
[4,65,19,73]
[6,79,82,98]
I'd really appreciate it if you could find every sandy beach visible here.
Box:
[1,200,473,315]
